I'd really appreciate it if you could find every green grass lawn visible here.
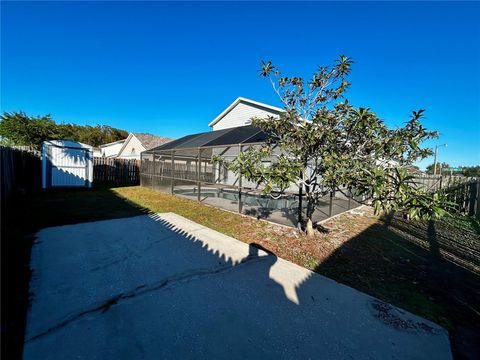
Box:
[3,185,479,359]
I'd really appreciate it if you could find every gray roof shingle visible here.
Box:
[133,133,172,150]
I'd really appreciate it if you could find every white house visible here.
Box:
[143,97,289,191]
[117,133,171,159]
[99,139,125,158]
[92,147,102,157]
[208,97,283,131]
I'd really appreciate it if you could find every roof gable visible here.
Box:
[208,97,283,128]
[117,133,172,156]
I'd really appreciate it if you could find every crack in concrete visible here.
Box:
[88,255,130,273]
[26,254,268,343]
[87,233,181,273]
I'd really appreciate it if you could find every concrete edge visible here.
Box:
[153,212,450,337]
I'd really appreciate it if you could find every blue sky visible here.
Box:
[1,1,479,169]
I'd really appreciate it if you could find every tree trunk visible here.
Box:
[305,195,315,237]
[306,218,314,237]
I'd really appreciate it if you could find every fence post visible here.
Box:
[468,181,476,216]
[197,148,201,202]
[297,177,303,230]
[170,151,175,194]
[476,181,480,219]
[329,191,334,217]
[152,151,156,189]
[238,144,243,213]
[348,187,352,210]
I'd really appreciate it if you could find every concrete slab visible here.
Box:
[24,213,452,359]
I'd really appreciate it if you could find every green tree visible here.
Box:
[226,56,446,236]
[460,166,480,177]
[0,112,57,149]
[0,111,129,149]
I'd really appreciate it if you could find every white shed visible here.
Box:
[42,140,93,189]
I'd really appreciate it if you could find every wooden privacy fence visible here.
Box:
[93,157,140,185]
[443,179,480,218]
[413,175,478,193]
[0,146,41,203]
[1,147,42,236]
[414,175,480,218]
[141,159,215,183]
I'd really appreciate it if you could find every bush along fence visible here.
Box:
[93,157,140,186]
[414,175,480,218]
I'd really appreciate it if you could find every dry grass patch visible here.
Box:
[112,186,374,270]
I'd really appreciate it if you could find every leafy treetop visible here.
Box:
[225,56,446,235]
[0,111,128,150]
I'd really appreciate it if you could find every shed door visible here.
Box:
[50,146,89,187]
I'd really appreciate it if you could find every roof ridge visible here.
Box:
[208,97,284,128]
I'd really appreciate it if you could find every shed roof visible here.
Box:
[146,125,268,152]
[43,140,93,150]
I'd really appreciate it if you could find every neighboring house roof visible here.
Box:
[403,165,424,175]
[208,97,284,128]
[133,133,172,150]
[117,132,172,156]
[99,139,125,148]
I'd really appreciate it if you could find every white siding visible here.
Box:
[42,140,93,188]
[117,135,146,160]
[212,101,280,131]
[101,142,124,157]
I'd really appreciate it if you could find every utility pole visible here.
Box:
[433,144,447,175]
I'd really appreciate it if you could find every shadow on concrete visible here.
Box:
[1,186,150,359]
[315,214,480,359]
[24,209,451,359]
[5,186,471,359]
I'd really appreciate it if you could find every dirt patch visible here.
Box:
[371,300,436,333]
